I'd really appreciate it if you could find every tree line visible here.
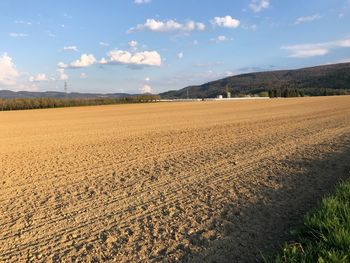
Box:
[0,95,161,111]
[268,88,349,98]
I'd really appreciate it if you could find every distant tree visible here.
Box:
[0,95,161,112]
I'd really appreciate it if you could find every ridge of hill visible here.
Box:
[160,63,350,98]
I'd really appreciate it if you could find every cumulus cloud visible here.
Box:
[129,19,206,33]
[177,52,184,59]
[0,53,19,86]
[128,40,138,51]
[63,46,79,52]
[140,84,153,94]
[29,73,48,82]
[134,0,151,4]
[100,49,161,67]
[295,15,321,25]
[249,0,270,13]
[58,54,96,69]
[281,38,350,58]
[128,40,138,48]
[70,54,96,68]
[9,32,28,37]
[210,16,240,28]
[57,68,68,80]
[0,53,39,91]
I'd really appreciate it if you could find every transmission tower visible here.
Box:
[64,81,68,98]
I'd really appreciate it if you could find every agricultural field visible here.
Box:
[1,96,350,262]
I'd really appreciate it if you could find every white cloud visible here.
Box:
[129,19,206,33]
[58,68,68,80]
[128,40,138,51]
[145,77,150,82]
[0,53,19,86]
[57,62,67,68]
[295,15,321,25]
[70,54,96,68]
[134,0,151,4]
[333,58,350,63]
[99,42,110,46]
[210,16,240,28]
[15,20,31,25]
[80,73,87,79]
[286,48,329,58]
[177,52,184,59]
[63,46,79,52]
[338,39,350,47]
[128,40,138,48]
[29,73,48,82]
[196,23,206,31]
[100,49,161,67]
[242,24,257,31]
[210,35,230,43]
[58,54,96,69]
[46,31,56,37]
[193,40,199,45]
[9,32,28,37]
[281,38,350,58]
[140,84,153,94]
[249,0,270,13]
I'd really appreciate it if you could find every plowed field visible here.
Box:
[1,96,350,262]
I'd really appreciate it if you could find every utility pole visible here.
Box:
[186,87,189,99]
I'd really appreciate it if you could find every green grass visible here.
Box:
[270,181,350,263]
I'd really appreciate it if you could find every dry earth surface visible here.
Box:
[1,96,350,262]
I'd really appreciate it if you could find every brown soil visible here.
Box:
[1,96,350,262]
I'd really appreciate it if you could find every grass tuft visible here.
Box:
[270,181,350,263]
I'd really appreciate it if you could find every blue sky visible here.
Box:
[0,0,349,94]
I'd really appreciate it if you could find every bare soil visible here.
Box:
[1,96,350,262]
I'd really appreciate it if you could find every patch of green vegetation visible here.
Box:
[270,181,350,263]
[259,91,269,97]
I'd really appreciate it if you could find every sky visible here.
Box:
[0,0,350,94]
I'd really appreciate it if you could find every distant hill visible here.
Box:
[160,63,350,98]
[0,90,133,99]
